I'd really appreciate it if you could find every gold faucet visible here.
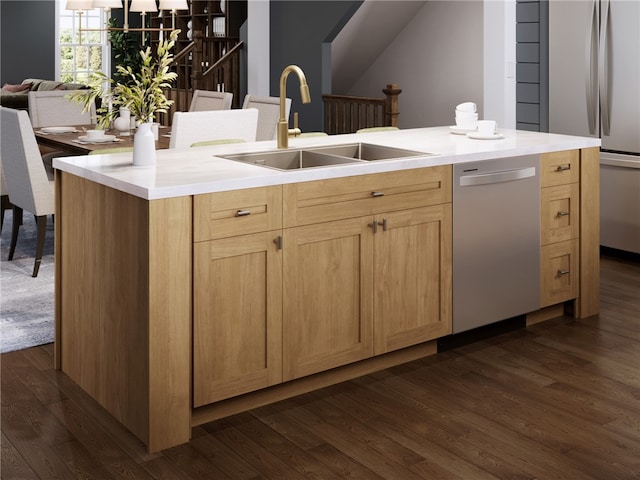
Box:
[277,65,311,149]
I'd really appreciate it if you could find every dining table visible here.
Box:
[34,125,172,155]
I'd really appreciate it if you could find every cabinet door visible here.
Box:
[541,239,579,307]
[373,205,452,355]
[282,217,374,381]
[541,183,580,245]
[193,232,282,406]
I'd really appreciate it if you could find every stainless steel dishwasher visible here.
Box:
[453,155,540,334]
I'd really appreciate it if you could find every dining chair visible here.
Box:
[169,109,259,149]
[0,160,13,232]
[0,106,55,277]
[28,90,96,128]
[242,94,291,141]
[189,90,234,112]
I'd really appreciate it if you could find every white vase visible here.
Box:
[114,107,131,136]
[132,122,156,166]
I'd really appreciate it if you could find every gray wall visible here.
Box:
[516,0,548,132]
[269,1,358,132]
[1,0,56,85]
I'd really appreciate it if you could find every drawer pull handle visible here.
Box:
[558,269,570,276]
[371,191,385,197]
[236,210,251,217]
[381,218,388,231]
[556,164,571,171]
[273,236,283,250]
[368,221,378,233]
[557,211,570,217]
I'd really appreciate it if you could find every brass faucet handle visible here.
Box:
[288,112,302,137]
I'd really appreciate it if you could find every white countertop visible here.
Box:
[53,127,601,200]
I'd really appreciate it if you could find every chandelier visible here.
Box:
[65,0,189,42]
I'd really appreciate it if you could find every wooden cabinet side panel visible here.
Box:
[373,204,452,354]
[58,174,150,444]
[577,147,600,318]
[147,197,192,452]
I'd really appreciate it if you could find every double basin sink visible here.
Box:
[219,143,431,171]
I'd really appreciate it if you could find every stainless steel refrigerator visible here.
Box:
[549,0,640,254]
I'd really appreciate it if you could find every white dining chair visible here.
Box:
[189,90,234,112]
[169,108,259,149]
[0,106,55,277]
[242,94,291,141]
[28,90,96,128]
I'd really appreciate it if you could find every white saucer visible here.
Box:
[41,126,77,134]
[77,134,117,143]
[466,132,504,140]
[449,125,476,135]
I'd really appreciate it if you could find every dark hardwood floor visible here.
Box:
[2,252,639,479]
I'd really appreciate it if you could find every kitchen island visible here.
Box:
[53,127,601,452]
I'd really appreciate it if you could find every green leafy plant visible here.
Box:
[69,30,179,128]
[107,18,144,86]
[112,30,179,124]
[68,71,117,129]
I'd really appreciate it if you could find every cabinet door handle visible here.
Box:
[556,164,571,172]
[273,236,283,250]
[381,218,388,231]
[236,210,251,217]
[558,269,570,276]
[368,221,378,233]
[371,191,385,197]
[557,211,570,217]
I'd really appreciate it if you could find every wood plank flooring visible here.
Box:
[2,252,639,479]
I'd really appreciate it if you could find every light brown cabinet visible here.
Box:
[194,167,452,392]
[540,150,580,307]
[282,166,452,380]
[372,204,451,355]
[193,186,283,405]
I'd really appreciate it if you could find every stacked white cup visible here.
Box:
[455,102,478,130]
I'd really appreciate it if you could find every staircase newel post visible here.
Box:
[382,83,402,127]
[191,30,205,92]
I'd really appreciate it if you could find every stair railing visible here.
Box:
[157,32,244,126]
[322,83,402,134]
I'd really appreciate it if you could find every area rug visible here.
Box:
[0,209,55,353]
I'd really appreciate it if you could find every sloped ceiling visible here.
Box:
[331,0,427,94]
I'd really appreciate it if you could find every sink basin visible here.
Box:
[219,143,431,171]
[220,149,363,171]
[305,143,429,161]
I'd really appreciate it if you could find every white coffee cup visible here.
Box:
[86,129,106,140]
[477,120,497,135]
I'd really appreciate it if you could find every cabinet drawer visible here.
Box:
[541,150,579,187]
[283,165,452,227]
[194,186,282,242]
[541,239,579,307]
[541,183,580,245]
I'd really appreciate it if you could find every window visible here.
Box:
[56,0,111,83]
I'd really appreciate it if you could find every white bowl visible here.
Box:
[455,111,478,121]
[456,102,477,113]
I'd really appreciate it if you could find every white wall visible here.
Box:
[247,0,270,96]
[347,1,484,128]
[484,0,516,129]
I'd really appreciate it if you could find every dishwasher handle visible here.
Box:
[459,167,536,187]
